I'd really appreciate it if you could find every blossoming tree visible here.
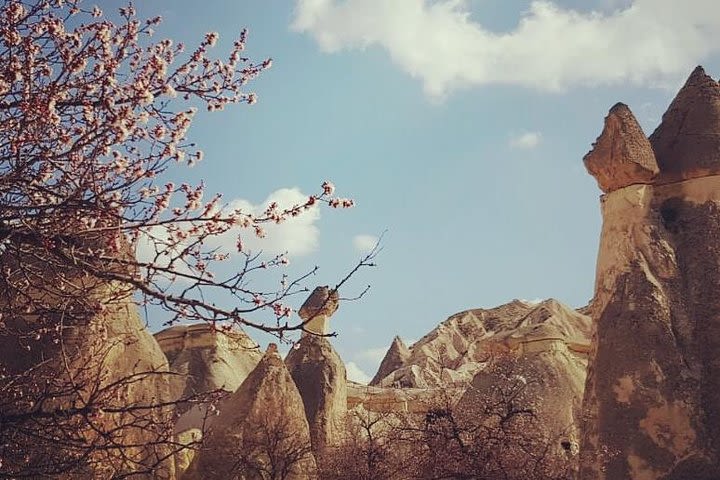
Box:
[0,1,373,477]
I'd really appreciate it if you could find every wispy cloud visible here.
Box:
[509,132,542,149]
[353,234,379,253]
[346,361,372,384]
[519,298,544,305]
[293,0,720,97]
[358,346,388,364]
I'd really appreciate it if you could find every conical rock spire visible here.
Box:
[370,336,411,386]
[649,66,720,182]
[184,344,318,479]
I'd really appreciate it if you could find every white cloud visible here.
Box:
[353,234,379,253]
[359,346,388,364]
[346,361,372,384]
[215,187,321,257]
[135,225,195,281]
[292,0,720,97]
[519,298,545,305]
[134,188,320,284]
[509,131,542,149]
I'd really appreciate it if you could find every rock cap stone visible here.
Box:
[584,102,659,193]
[298,286,339,336]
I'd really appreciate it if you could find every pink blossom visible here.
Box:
[205,32,219,47]
[322,181,335,195]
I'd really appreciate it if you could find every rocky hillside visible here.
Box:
[370,298,591,388]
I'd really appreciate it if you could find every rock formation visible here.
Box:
[649,66,720,183]
[286,334,347,453]
[0,237,176,478]
[370,299,590,388]
[347,382,463,414]
[584,102,659,192]
[157,324,262,395]
[456,339,586,475]
[155,323,262,433]
[298,285,339,336]
[370,335,411,385]
[580,66,720,479]
[183,344,318,480]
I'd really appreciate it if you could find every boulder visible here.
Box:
[298,286,339,336]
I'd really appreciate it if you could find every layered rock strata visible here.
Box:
[579,66,720,479]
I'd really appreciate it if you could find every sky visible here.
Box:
[97,0,720,383]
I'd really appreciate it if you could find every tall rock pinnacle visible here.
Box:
[579,67,720,480]
[285,335,347,454]
[584,102,659,192]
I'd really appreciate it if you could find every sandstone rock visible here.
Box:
[457,344,587,475]
[156,324,262,394]
[584,102,659,193]
[371,299,590,388]
[649,66,720,183]
[183,345,318,480]
[0,241,176,479]
[298,286,339,335]
[580,66,720,479]
[347,382,464,414]
[285,334,347,453]
[370,336,411,385]
[155,323,262,433]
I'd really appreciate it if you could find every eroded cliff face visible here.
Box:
[457,346,586,475]
[370,336,411,385]
[580,66,720,480]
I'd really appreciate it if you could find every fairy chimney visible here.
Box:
[579,66,720,479]
[298,286,339,336]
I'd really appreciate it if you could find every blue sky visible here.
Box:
[102,0,720,382]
